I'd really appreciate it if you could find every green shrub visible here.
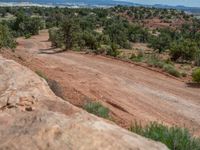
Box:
[14,13,42,36]
[149,32,172,53]
[163,64,181,77]
[192,68,200,83]
[181,72,187,77]
[25,33,31,39]
[106,43,120,57]
[130,122,200,150]
[170,39,198,62]
[48,27,63,48]
[146,55,165,68]
[106,48,120,57]
[0,24,16,49]
[95,45,110,54]
[35,70,48,81]
[83,102,109,119]
[47,79,64,99]
[130,54,181,77]
[194,51,200,66]
[130,53,144,62]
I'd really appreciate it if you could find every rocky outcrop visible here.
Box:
[0,56,168,150]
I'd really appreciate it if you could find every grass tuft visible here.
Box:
[163,64,181,77]
[130,122,200,150]
[130,54,181,78]
[130,53,144,62]
[35,70,48,81]
[83,101,110,119]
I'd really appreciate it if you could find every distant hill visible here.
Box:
[0,0,200,13]
[153,4,200,14]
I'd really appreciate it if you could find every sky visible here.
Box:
[120,0,200,7]
[0,0,200,8]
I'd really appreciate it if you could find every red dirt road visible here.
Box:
[3,30,200,135]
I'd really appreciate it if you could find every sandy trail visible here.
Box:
[5,30,200,135]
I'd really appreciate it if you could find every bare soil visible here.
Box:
[2,30,200,135]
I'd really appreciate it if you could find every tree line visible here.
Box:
[0,6,200,65]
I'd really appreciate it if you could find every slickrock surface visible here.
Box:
[0,56,168,150]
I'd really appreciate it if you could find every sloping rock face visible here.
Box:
[0,56,168,150]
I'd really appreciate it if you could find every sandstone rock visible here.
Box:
[0,56,168,150]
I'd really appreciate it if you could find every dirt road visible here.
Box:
[3,30,200,135]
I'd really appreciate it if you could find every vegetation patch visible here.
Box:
[35,71,65,98]
[130,52,145,62]
[130,122,200,150]
[35,70,48,81]
[181,72,187,77]
[130,54,181,77]
[0,24,16,49]
[192,68,200,83]
[83,101,110,119]
[47,79,64,99]
[146,55,181,77]
[163,64,181,77]
[106,44,120,57]
[146,55,165,68]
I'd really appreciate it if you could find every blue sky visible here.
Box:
[120,0,200,7]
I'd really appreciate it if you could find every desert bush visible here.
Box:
[130,122,200,150]
[60,18,81,50]
[146,55,165,68]
[170,39,198,62]
[128,24,149,43]
[194,51,200,66]
[83,101,109,119]
[130,52,144,62]
[95,45,110,54]
[149,33,172,53]
[24,33,31,39]
[47,79,64,99]
[130,54,181,77]
[81,30,100,50]
[13,12,42,36]
[35,70,64,98]
[104,18,130,49]
[0,24,16,49]
[192,68,200,83]
[106,43,120,57]
[181,72,187,77]
[48,27,63,48]
[163,64,181,77]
